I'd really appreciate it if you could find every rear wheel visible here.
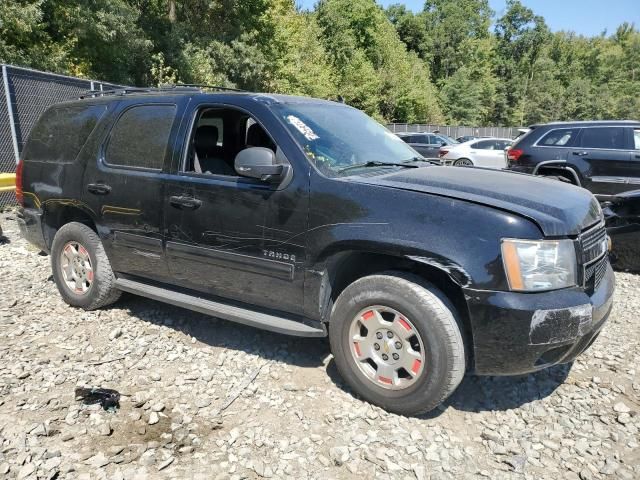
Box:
[51,222,121,310]
[329,272,466,416]
[454,158,473,167]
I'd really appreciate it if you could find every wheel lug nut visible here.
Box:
[374,343,380,351]
[376,332,383,339]
[387,331,393,338]
[392,353,399,360]
[395,342,402,349]
[382,354,388,361]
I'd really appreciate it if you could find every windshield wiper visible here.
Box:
[403,156,440,165]
[337,161,417,175]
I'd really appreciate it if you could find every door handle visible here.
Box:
[572,151,589,157]
[87,183,112,195]
[170,195,202,210]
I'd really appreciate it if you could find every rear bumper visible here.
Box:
[465,260,615,375]
[16,207,48,253]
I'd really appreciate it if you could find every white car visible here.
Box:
[439,138,513,169]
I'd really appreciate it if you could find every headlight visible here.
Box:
[501,239,577,291]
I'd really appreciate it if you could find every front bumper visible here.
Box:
[465,260,615,375]
[16,207,48,253]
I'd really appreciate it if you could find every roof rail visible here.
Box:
[78,84,244,99]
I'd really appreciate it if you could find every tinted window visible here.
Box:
[106,105,176,170]
[580,127,626,149]
[410,135,428,143]
[538,128,577,146]
[23,104,107,163]
[473,140,497,150]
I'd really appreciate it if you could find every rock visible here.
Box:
[149,412,160,425]
[97,421,112,436]
[17,463,36,479]
[86,453,110,468]
[613,402,631,413]
[0,463,9,475]
[195,397,211,409]
[503,455,526,473]
[157,457,175,471]
[329,446,350,466]
[109,327,123,340]
[151,402,165,412]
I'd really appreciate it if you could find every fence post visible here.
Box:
[2,65,20,165]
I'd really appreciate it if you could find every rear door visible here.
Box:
[575,126,634,195]
[469,140,505,168]
[81,101,181,283]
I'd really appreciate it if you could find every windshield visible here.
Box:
[272,102,420,177]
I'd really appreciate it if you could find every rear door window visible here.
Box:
[537,128,578,147]
[633,129,640,150]
[473,140,497,150]
[24,104,107,163]
[579,127,627,150]
[105,104,176,170]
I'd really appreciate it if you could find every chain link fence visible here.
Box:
[387,123,521,139]
[0,64,122,209]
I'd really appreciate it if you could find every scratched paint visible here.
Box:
[529,304,592,345]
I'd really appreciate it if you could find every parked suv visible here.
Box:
[17,87,614,415]
[506,120,640,199]
[396,132,457,159]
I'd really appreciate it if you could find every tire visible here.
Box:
[453,158,473,167]
[329,271,466,416]
[51,222,121,310]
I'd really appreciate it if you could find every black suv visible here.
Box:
[506,120,640,199]
[17,87,614,415]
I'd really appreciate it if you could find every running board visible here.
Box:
[114,278,326,337]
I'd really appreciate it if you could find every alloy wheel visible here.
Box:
[60,241,94,294]
[349,306,426,390]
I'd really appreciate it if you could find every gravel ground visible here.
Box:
[0,211,638,480]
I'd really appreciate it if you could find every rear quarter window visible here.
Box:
[23,104,107,163]
[105,104,176,170]
[537,128,578,147]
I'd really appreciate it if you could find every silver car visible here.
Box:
[440,138,513,169]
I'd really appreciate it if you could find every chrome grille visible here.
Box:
[580,222,607,264]
[580,222,608,291]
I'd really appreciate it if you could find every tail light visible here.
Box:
[507,148,523,162]
[439,150,448,158]
[15,159,24,206]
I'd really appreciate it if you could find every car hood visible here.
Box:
[354,166,602,236]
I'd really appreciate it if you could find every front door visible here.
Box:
[163,105,308,314]
[82,102,180,283]
[576,126,634,195]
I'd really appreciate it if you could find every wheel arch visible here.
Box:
[316,249,474,366]
[42,202,98,250]
[533,160,581,185]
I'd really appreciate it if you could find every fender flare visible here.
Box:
[532,160,581,186]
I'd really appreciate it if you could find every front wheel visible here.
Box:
[329,272,466,416]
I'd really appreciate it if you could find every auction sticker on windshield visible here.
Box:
[287,115,319,141]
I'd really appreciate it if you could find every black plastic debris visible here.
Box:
[75,387,120,411]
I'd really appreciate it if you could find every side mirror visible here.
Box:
[441,141,447,147]
[235,147,283,182]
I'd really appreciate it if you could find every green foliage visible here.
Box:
[0,0,638,125]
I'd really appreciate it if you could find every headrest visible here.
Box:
[195,125,219,155]
[247,123,274,150]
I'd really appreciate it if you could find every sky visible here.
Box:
[297,0,639,37]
